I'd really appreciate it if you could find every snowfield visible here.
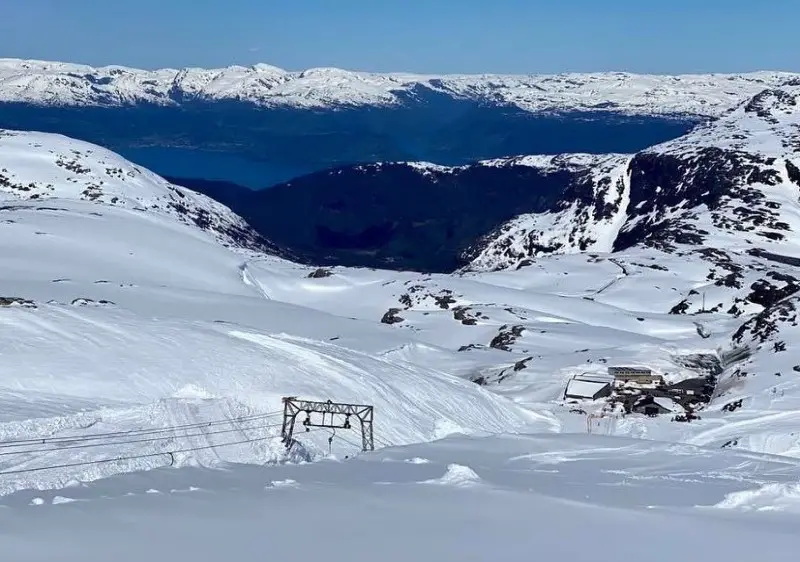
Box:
[2,81,800,559]
[2,435,799,561]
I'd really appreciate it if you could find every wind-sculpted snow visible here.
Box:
[0,58,796,116]
[0,298,541,494]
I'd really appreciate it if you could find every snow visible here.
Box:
[653,84,800,159]
[399,161,460,176]
[716,481,800,513]
[0,129,271,253]
[0,58,796,116]
[468,85,800,273]
[239,248,800,457]
[421,463,482,487]
[2,91,800,557]
[653,396,683,412]
[466,153,632,270]
[0,131,549,496]
[1,434,799,561]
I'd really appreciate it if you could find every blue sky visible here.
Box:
[1,0,797,74]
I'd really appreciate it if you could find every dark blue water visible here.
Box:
[0,99,700,189]
[119,147,304,189]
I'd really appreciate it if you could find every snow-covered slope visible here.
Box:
[465,153,632,270]
[0,133,549,495]
[240,244,800,460]
[618,84,800,253]
[0,58,796,117]
[0,129,282,254]
[3,434,800,562]
[469,86,800,460]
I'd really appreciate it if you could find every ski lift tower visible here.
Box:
[281,397,375,452]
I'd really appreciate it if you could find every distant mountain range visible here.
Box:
[1,58,792,115]
[2,59,797,186]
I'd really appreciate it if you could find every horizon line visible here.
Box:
[1,57,798,79]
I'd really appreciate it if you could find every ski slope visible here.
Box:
[0,132,548,496]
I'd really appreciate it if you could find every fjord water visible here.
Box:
[0,101,697,188]
[119,146,306,189]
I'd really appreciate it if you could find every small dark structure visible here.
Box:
[307,268,333,279]
[281,396,374,452]
[631,395,680,417]
[667,377,712,396]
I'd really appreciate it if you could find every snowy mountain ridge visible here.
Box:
[207,83,799,273]
[1,58,797,116]
[0,129,282,254]
[461,84,800,270]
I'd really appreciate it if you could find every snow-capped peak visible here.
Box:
[249,63,287,74]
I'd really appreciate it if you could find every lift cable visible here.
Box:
[0,427,329,477]
[0,409,284,449]
[0,420,285,458]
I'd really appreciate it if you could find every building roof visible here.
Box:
[565,378,611,399]
[669,377,709,391]
[633,395,684,413]
[608,366,652,374]
[576,373,615,383]
[653,397,683,412]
